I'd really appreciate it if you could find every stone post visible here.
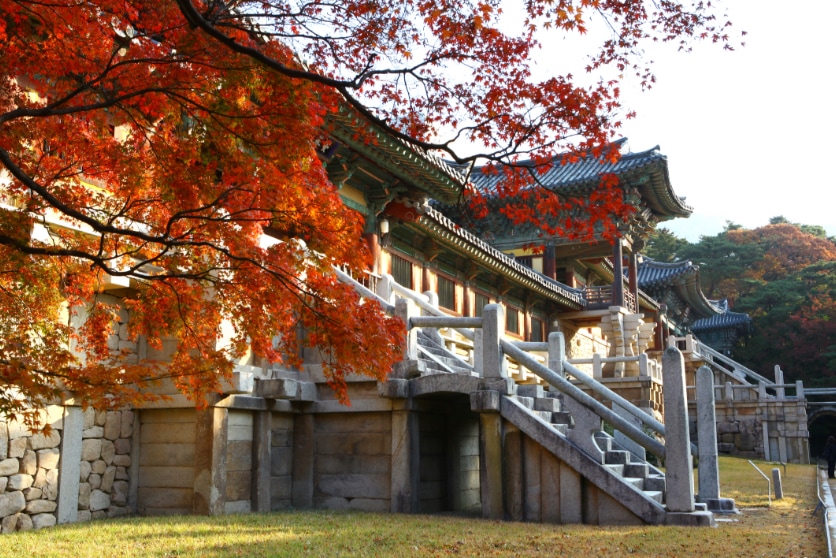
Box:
[390,404,419,513]
[251,411,271,512]
[696,366,720,501]
[377,273,395,305]
[772,468,783,499]
[193,406,228,515]
[547,331,565,378]
[480,304,506,380]
[661,346,695,512]
[774,365,785,400]
[56,405,83,524]
[471,390,503,520]
[395,297,419,362]
[592,352,603,379]
[612,241,625,307]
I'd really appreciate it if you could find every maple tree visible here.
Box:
[0,0,737,424]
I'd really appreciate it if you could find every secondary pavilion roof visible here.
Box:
[458,140,693,252]
[636,258,723,320]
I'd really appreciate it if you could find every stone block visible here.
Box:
[77,483,91,509]
[226,470,252,501]
[104,412,121,440]
[101,440,116,465]
[115,467,129,481]
[470,390,500,412]
[377,379,409,399]
[8,438,26,458]
[79,460,91,481]
[112,481,129,507]
[82,426,104,439]
[77,510,92,522]
[2,512,32,532]
[101,466,117,492]
[89,489,111,512]
[114,438,131,455]
[32,513,57,529]
[226,440,253,471]
[23,487,42,501]
[8,474,34,491]
[43,474,58,501]
[113,454,131,468]
[0,491,26,518]
[91,459,107,475]
[81,439,103,462]
[29,430,61,450]
[0,422,7,460]
[255,378,298,399]
[108,506,130,518]
[95,410,107,427]
[83,408,96,429]
[0,457,19,476]
[120,411,134,438]
[271,429,292,447]
[0,478,6,492]
[317,473,390,499]
[20,450,37,475]
[137,466,194,488]
[25,499,57,514]
[88,473,102,490]
[270,447,293,476]
[38,448,60,470]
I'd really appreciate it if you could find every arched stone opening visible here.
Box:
[807,407,836,460]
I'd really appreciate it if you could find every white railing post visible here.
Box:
[377,273,396,305]
[592,352,603,379]
[548,331,565,378]
[480,304,506,380]
[696,366,720,502]
[395,297,419,361]
[774,365,785,400]
[639,353,648,377]
[662,346,695,513]
[796,380,805,400]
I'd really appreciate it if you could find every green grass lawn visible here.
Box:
[3,456,826,557]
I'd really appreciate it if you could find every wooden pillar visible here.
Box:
[422,262,432,294]
[628,251,639,312]
[611,241,624,307]
[543,246,556,280]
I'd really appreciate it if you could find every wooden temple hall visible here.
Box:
[323,120,729,385]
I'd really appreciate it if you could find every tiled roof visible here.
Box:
[417,207,586,309]
[636,258,722,319]
[692,311,751,331]
[637,259,700,288]
[469,140,692,219]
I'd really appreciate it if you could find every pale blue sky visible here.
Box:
[614,0,836,241]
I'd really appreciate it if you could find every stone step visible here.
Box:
[624,462,649,479]
[605,464,625,476]
[643,475,666,492]
[622,477,645,490]
[604,450,631,465]
[533,397,561,413]
[551,411,573,425]
[643,490,664,504]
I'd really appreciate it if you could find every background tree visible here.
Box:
[672,222,836,385]
[644,227,691,263]
[0,0,738,425]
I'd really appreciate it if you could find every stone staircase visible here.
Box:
[596,431,666,505]
[415,329,475,375]
[413,331,675,518]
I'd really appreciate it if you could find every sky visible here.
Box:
[608,0,836,241]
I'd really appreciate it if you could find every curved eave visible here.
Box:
[326,107,465,204]
[691,312,752,332]
[471,143,693,222]
[416,208,586,309]
[637,260,721,319]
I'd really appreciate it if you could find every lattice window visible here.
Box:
[474,293,490,317]
[391,254,413,289]
[437,275,456,311]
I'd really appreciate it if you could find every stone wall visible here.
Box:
[0,405,134,533]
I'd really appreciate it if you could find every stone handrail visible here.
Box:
[501,340,668,461]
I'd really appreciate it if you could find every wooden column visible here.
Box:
[611,241,624,307]
[543,245,556,280]
[628,251,639,312]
